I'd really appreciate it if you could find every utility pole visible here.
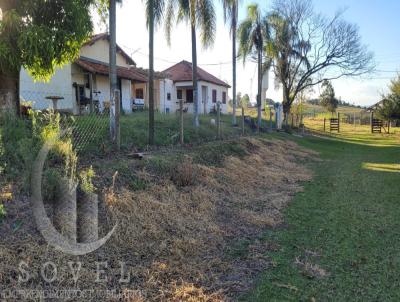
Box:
[109,0,119,149]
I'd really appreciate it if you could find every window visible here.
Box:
[212,89,217,103]
[167,93,171,101]
[186,89,193,103]
[222,92,227,104]
[135,88,144,99]
[177,89,183,100]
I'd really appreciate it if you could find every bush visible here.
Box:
[0,203,5,222]
[0,111,77,193]
[171,157,198,187]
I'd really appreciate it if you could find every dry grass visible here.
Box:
[0,137,318,301]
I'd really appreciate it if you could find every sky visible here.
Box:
[94,0,400,107]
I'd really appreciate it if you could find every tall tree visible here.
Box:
[145,0,165,145]
[0,0,97,114]
[319,80,338,114]
[238,3,269,130]
[266,0,374,121]
[377,74,400,121]
[221,0,240,125]
[165,0,216,127]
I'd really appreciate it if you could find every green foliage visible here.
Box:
[238,3,269,62]
[319,80,338,113]
[0,0,96,80]
[239,94,251,108]
[165,0,216,48]
[0,203,6,222]
[0,111,77,193]
[79,166,96,193]
[377,74,400,120]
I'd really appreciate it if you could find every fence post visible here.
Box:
[241,107,245,136]
[114,89,121,150]
[370,112,374,133]
[324,118,326,132]
[337,112,340,133]
[217,101,221,140]
[269,108,273,131]
[180,99,184,145]
[353,112,356,127]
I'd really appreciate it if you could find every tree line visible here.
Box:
[0,0,374,142]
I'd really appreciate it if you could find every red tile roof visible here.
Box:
[163,61,231,88]
[75,57,147,82]
[84,33,136,66]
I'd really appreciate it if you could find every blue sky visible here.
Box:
[106,0,400,106]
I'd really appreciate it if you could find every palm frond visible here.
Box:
[197,0,216,49]
[165,0,178,45]
[144,0,166,28]
[237,18,254,63]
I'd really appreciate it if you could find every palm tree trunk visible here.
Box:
[0,70,19,115]
[148,0,155,145]
[231,4,237,126]
[257,47,262,131]
[282,88,291,127]
[191,24,199,128]
[109,0,118,145]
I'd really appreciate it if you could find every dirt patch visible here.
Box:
[0,137,318,301]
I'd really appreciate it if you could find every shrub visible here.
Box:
[171,156,198,187]
[79,166,96,193]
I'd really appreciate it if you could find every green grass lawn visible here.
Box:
[246,131,400,301]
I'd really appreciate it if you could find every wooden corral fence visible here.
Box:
[324,113,340,132]
[371,119,383,133]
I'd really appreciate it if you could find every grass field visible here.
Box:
[246,122,400,301]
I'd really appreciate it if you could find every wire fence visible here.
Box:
[12,90,271,156]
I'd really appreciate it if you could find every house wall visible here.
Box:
[20,65,75,113]
[198,81,229,114]
[121,79,132,113]
[161,80,229,114]
[159,79,175,113]
[80,39,130,67]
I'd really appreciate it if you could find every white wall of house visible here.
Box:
[159,79,175,113]
[80,39,130,67]
[198,81,229,114]
[121,79,132,113]
[20,65,75,112]
[159,80,229,114]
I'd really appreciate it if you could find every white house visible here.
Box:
[157,61,230,114]
[20,33,148,115]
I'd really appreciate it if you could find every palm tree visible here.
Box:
[109,0,119,147]
[145,0,166,145]
[221,0,240,126]
[165,0,216,127]
[238,3,269,130]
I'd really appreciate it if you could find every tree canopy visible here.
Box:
[0,0,100,81]
[164,0,216,48]
[266,0,374,115]
[377,74,400,120]
[319,80,338,113]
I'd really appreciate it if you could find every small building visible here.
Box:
[160,61,230,114]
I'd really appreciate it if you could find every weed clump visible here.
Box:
[171,156,198,187]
